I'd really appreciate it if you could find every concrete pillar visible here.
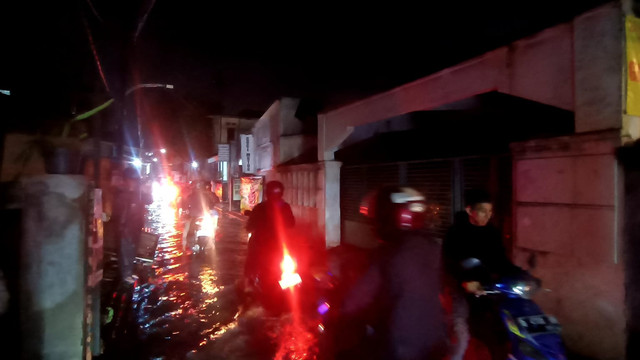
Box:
[512,131,625,359]
[19,175,87,360]
[617,141,640,359]
[574,3,624,133]
[319,161,341,248]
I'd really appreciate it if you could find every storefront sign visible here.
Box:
[627,16,640,116]
[240,176,263,213]
[218,144,230,162]
[240,134,255,174]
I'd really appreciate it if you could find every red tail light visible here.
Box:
[279,252,302,289]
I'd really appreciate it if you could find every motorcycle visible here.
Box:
[461,258,566,360]
[187,209,219,257]
[241,247,336,359]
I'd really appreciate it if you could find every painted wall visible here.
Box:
[512,131,624,359]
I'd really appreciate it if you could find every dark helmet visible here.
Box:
[360,186,428,232]
[265,180,284,200]
[123,166,141,180]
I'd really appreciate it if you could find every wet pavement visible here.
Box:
[110,196,324,360]
[130,200,248,360]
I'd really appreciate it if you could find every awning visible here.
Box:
[336,91,574,164]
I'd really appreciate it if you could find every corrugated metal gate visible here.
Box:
[341,155,512,242]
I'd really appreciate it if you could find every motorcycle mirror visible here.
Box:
[460,258,482,270]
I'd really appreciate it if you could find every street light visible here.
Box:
[192,161,199,169]
[160,148,167,154]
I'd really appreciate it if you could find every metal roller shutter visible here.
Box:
[341,163,399,222]
[340,155,511,245]
[406,160,453,240]
[462,157,492,192]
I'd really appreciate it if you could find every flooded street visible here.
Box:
[113,195,323,360]
[124,195,249,359]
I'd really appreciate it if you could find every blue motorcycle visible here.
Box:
[461,258,567,360]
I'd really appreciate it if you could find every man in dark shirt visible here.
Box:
[442,189,521,360]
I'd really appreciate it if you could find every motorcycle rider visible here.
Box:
[442,189,523,360]
[243,181,295,310]
[183,180,219,252]
[113,167,152,283]
[339,186,447,360]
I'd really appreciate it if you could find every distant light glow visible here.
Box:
[192,161,199,169]
[132,158,142,168]
[0,89,10,96]
[160,148,167,154]
[152,179,180,203]
[153,158,158,162]
[238,159,242,165]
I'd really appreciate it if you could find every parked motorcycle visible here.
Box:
[461,258,566,360]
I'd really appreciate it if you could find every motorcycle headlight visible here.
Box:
[511,281,537,299]
[518,341,547,360]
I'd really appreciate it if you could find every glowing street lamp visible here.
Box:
[160,148,167,154]
[132,158,143,168]
[192,161,199,169]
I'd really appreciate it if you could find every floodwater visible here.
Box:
[117,196,323,360]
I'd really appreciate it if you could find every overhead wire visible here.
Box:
[80,13,111,94]
[84,0,103,23]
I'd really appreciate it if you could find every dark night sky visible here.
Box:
[0,0,613,155]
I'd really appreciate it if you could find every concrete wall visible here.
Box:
[318,3,623,161]
[512,131,624,359]
[280,134,317,164]
[18,175,88,360]
[279,98,302,136]
[574,5,624,133]
[275,164,321,240]
[273,161,342,248]
[254,106,277,174]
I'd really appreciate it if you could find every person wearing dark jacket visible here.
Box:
[340,186,446,360]
[113,167,152,283]
[442,189,522,360]
[244,181,295,281]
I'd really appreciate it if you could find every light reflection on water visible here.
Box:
[132,198,245,359]
[135,197,320,360]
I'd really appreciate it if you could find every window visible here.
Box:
[227,128,236,142]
